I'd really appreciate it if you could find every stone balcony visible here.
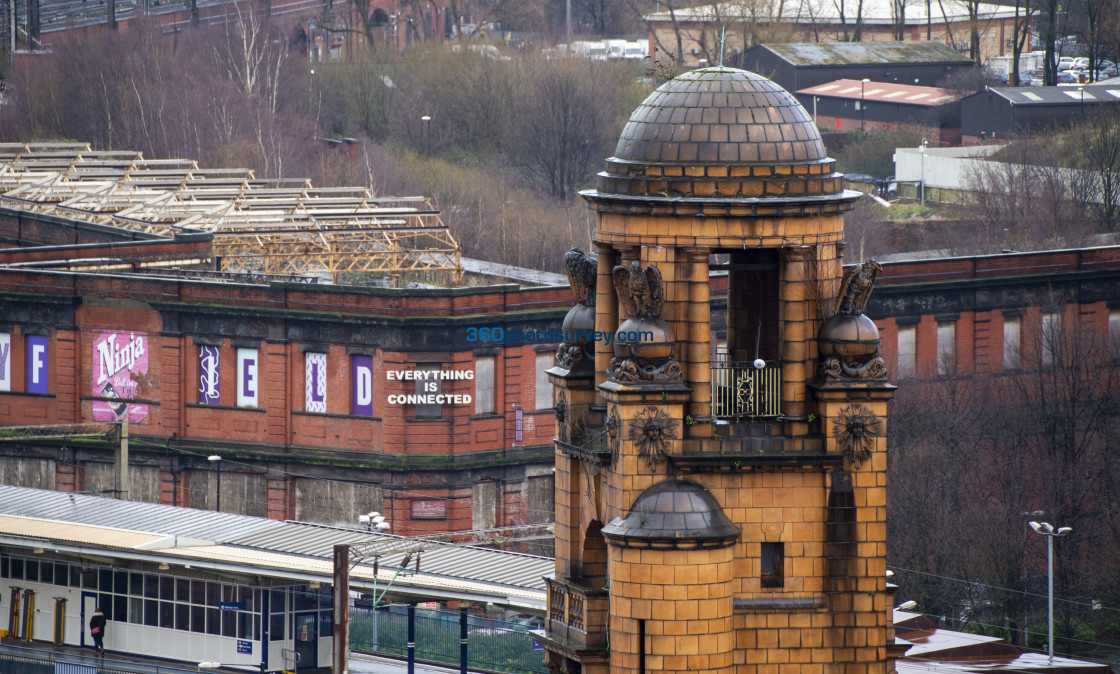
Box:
[544,577,609,652]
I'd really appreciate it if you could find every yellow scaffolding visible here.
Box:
[0,142,463,284]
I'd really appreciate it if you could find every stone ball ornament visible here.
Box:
[818,259,888,381]
[555,302,597,371]
[607,261,683,384]
[819,313,888,380]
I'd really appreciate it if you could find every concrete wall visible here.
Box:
[894,143,1119,205]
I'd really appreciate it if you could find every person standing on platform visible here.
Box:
[89,607,107,656]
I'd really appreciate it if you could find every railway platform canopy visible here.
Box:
[0,485,549,671]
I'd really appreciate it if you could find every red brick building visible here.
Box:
[1,159,1119,540]
[0,234,563,537]
[864,249,1120,379]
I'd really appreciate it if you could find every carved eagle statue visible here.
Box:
[564,248,598,306]
[612,261,664,319]
[835,259,882,317]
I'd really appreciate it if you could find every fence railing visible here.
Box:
[349,605,546,674]
[711,361,782,419]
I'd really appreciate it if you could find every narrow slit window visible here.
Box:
[761,542,784,588]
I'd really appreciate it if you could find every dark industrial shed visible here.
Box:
[738,42,975,92]
[959,83,1120,143]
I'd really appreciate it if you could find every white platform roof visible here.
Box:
[0,485,549,611]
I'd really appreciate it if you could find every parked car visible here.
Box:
[1057,70,1079,84]
[843,173,877,185]
[1023,69,1045,86]
[994,72,1026,86]
[1072,57,1089,69]
[1090,61,1117,78]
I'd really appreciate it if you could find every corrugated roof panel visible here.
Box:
[161,546,545,604]
[0,485,286,542]
[987,84,1120,105]
[0,514,166,549]
[232,521,550,591]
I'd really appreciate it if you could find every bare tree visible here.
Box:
[512,55,629,199]
[1009,0,1035,88]
[890,0,912,40]
[208,3,287,114]
[888,312,1120,655]
[965,143,1099,253]
[624,0,687,65]
[834,0,866,41]
[1076,109,1120,231]
[1039,0,1062,85]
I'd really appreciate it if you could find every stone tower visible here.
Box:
[539,67,897,674]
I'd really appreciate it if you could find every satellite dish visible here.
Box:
[753,358,766,370]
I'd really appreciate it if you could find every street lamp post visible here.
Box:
[1029,521,1072,663]
[919,138,928,206]
[357,512,390,651]
[208,455,222,512]
[308,69,315,121]
[421,115,432,158]
[860,78,870,131]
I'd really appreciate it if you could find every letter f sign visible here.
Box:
[27,336,48,394]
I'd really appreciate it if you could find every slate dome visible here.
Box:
[614,66,827,165]
[602,479,740,549]
[591,66,846,203]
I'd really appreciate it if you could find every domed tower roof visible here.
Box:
[584,66,857,215]
[614,66,827,165]
[602,479,740,549]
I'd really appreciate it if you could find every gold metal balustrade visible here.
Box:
[711,361,782,419]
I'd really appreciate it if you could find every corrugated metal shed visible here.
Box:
[0,485,550,607]
[988,84,1120,106]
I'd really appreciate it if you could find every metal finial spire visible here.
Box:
[719,26,726,66]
